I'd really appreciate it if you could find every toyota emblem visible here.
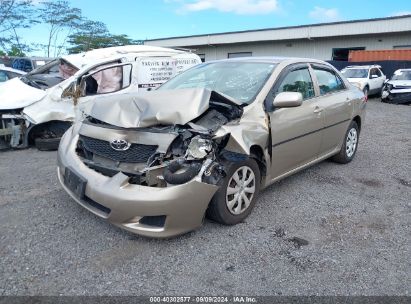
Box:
[110,139,131,151]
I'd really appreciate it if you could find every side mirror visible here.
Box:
[273,92,303,108]
[371,74,378,79]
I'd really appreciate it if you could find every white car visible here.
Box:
[341,65,386,99]
[0,45,201,150]
[381,69,411,105]
[0,65,25,83]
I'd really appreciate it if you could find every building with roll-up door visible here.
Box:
[145,15,411,62]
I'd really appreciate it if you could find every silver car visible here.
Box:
[57,57,366,237]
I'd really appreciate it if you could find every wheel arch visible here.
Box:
[25,120,72,146]
[249,145,267,180]
[352,115,361,132]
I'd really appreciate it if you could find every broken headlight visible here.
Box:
[186,136,213,159]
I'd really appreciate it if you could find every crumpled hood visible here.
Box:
[0,77,47,110]
[387,80,411,87]
[90,88,218,128]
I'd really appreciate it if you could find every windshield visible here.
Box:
[391,71,411,81]
[341,68,368,78]
[159,62,277,104]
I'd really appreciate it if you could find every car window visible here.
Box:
[374,69,382,77]
[159,62,276,104]
[275,68,315,100]
[391,70,411,80]
[341,68,368,78]
[0,71,9,82]
[313,68,345,95]
[83,64,132,96]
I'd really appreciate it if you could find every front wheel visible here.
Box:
[206,158,261,225]
[331,121,359,164]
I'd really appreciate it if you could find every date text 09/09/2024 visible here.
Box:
[149,296,257,303]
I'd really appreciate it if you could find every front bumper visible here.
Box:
[57,128,218,238]
[381,90,411,105]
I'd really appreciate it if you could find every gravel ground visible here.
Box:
[0,99,410,296]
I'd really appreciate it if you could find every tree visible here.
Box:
[7,44,25,56]
[0,0,37,53]
[66,18,143,54]
[37,0,82,57]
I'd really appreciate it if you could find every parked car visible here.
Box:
[0,65,25,83]
[11,56,54,72]
[381,69,411,105]
[0,45,201,150]
[341,65,386,99]
[57,57,366,238]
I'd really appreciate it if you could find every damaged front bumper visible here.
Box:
[57,126,219,238]
[382,88,411,105]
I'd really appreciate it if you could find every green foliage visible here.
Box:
[0,0,143,56]
[0,0,37,53]
[37,0,82,56]
[7,45,25,56]
[66,19,143,54]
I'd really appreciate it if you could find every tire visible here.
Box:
[331,121,359,164]
[206,158,261,225]
[163,161,202,185]
[35,137,61,151]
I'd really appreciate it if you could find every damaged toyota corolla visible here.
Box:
[57,57,366,237]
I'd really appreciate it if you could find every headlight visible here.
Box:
[186,136,213,159]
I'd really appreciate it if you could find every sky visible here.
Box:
[19,0,411,56]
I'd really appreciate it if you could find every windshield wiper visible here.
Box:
[20,75,43,90]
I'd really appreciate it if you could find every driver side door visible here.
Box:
[268,64,324,179]
[74,62,134,120]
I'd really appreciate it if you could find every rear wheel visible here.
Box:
[206,158,260,225]
[331,121,359,164]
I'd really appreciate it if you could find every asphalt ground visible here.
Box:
[0,98,410,296]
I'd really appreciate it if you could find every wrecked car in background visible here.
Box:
[381,69,411,105]
[0,65,26,83]
[340,65,386,99]
[0,45,201,150]
[57,57,366,238]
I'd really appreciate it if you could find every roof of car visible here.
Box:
[344,65,382,69]
[205,56,332,65]
[61,45,190,69]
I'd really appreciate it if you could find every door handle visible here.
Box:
[314,106,323,113]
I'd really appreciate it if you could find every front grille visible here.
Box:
[79,136,157,163]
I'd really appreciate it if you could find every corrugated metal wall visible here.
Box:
[180,32,411,61]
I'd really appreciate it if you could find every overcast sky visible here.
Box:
[20,0,411,56]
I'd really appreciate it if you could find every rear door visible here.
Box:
[268,64,324,178]
[310,64,352,155]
